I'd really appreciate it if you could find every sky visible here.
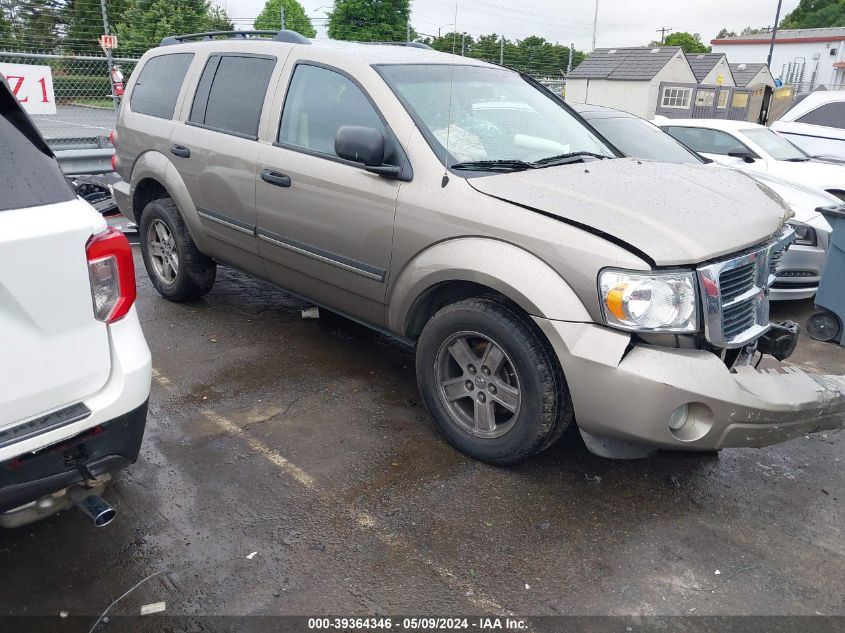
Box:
[222,0,802,49]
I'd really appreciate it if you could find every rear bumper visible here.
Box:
[0,399,147,514]
[535,318,845,453]
[111,178,133,222]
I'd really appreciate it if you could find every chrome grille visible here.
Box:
[697,226,795,348]
[719,263,755,303]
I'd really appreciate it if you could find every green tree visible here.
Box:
[115,0,231,53]
[327,0,410,42]
[253,0,315,37]
[14,0,66,49]
[63,0,130,54]
[782,0,845,28]
[0,8,10,38]
[650,31,710,53]
[716,28,737,38]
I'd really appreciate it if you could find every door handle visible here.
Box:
[261,169,291,188]
[170,144,190,158]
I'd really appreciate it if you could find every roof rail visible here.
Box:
[160,30,310,47]
[363,41,433,50]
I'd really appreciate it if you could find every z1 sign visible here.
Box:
[0,63,56,115]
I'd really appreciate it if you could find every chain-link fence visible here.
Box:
[0,50,139,151]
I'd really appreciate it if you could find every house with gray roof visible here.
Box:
[729,63,775,88]
[565,46,697,119]
[686,52,735,86]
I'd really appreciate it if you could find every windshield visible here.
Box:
[741,127,809,161]
[377,64,615,168]
[586,116,703,165]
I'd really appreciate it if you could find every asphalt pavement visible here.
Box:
[1,249,842,632]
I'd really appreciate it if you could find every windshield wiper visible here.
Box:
[450,159,537,172]
[784,156,811,162]
[533,151,611,167]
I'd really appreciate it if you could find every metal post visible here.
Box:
[500,35,504,65]
[461,32,465,56]
[99,0,119,112]
[567,42,574,75]
[591,0,599,51]
[767,0,784,69]
[280,2,285,30]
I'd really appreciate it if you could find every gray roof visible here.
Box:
[567,46,683,80]
[729,63,770,86]
[685,53,726,82]
[713,27,845,43]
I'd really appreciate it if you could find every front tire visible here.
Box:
[139,198,216,301]
[416,297,572,465]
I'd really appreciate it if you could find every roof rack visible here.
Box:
[160,30,310,47]
[363,41,433,50]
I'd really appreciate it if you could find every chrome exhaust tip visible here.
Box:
[72,492,116,527]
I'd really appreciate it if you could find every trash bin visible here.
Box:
[807,205,845,345]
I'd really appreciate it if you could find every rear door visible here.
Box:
[169,53,278,266]
[774,101,845,159]
[0,80,111,426]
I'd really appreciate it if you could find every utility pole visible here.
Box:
[500,35,504,65]
[591,0,599,51]
[280,3,285,30]
[461,32,465,56]
[767,0,784,69]
[656,26,672,44]
[567,42,574,75]
[99,0,119,112]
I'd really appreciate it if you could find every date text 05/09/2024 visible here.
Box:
[307,617,528,630]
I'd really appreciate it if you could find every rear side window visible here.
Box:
[0,81,73,211]
[189,55,275,138]
[664,126,746,155]
[130,53,194,119]
[797,102,845,129]
[278,64,384,156]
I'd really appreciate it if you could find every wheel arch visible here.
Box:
[388,238,592,339]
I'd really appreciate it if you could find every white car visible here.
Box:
[771,91,845,161]
[0,76,151,528]
[658,118,845,201]
[573,104,833,300]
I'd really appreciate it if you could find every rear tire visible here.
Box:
[139,198,216,301]
[415,296,573,465]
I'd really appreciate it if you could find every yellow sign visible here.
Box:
[716,74,724,85]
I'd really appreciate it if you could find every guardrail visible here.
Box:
[55,148,115,175]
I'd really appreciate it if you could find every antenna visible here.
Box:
[442,0,459,187]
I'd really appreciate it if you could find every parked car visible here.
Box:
[0,75,151,528]
[574,103,834,301]
[771,91,845,160]
[658,118,845,201]
[113,31,845,463]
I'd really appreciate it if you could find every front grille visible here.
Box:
[697,226,795,348]
[719,263,755,302]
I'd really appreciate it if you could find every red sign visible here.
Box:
[99,34,118,50]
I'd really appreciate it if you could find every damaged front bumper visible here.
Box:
[534,318,845,457]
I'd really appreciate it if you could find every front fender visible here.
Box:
[130,151,210,252]
[387,238,592,334]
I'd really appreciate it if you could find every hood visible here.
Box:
[467,158,791,266]
[740,170,837,227]
[766,159,845,191]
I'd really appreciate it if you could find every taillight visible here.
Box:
[111,153,117,171]
[86,227,136,323]
[108,129,116,146]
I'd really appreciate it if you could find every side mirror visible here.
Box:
[727,147,756,163]
[335,125,400,177]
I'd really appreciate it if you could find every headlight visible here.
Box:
[599,269,698,333]
[788,221,817,246]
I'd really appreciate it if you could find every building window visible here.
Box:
[696,90,715,107]
[661,87,692,109]
[731,92,749,108]
[717,90,729,109]
[831,48,838,56]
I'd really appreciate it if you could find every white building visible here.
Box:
[565,47,696,119]
[711,27,845,92]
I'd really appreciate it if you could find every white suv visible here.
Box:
[0,76,151,528]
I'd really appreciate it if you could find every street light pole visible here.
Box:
[767,0,784,69]
[591,0,599,51]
